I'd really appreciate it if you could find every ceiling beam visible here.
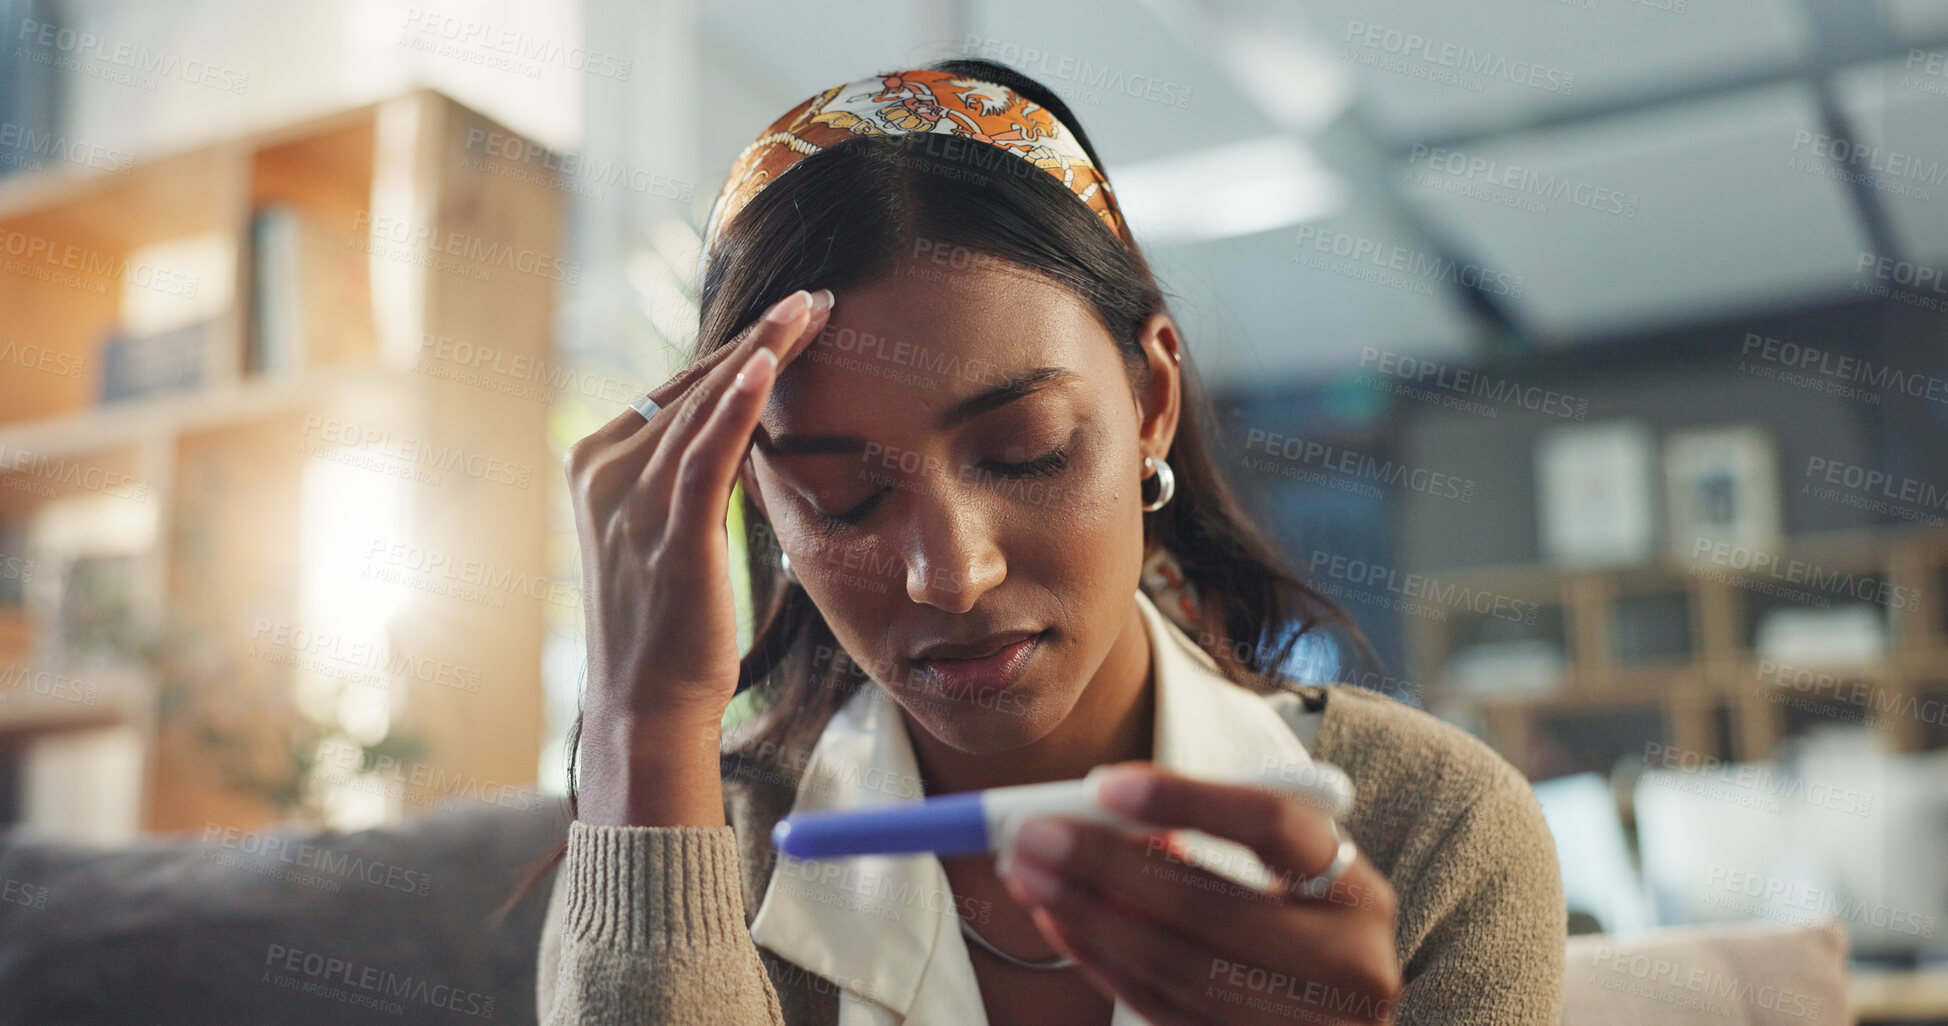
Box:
[1391,30,1948,156]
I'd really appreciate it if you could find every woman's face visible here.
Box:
[742,256,1179,754]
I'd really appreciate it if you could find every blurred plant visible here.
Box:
[149,621,427,823]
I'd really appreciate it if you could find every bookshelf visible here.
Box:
[0,90,564,839]
[1410,526,1948,781]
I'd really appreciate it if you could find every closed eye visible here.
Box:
[983,446,1069,479]
[806,445,1072,535]
[810,491,885,535]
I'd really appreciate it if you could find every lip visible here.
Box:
[912,629,1041,662]
[911,630,1044,699]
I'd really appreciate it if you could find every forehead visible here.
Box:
[761,258,1114,427]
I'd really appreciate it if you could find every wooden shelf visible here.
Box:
[0,89,567,838]
[1414,525,1948,779]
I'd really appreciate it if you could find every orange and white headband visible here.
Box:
[697,67,1131,282]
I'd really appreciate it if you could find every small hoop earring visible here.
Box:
[779,549,799,584]
[1141,455,1175,512]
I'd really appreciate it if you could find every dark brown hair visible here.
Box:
[500,57,1374,919]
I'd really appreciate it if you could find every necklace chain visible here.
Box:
[958,915,1076,970]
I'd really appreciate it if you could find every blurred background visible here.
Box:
[1,0,1945,1023]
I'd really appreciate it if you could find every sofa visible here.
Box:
[0,799,571,1026]
[0,800,1854,1025]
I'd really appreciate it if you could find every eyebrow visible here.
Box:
[756,366,1079,457]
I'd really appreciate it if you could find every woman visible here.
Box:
[534,59,1564,1025]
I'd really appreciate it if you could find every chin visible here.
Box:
[884,675,1072,753]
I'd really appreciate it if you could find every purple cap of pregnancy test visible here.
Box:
[771,791,991,859]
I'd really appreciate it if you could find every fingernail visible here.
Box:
[1008,858,1063,902]
[1095,767,1153,814]
[815,288,835,311]
[735,347,778,390]
[765,290,810,324]
[1014,817,1073,863]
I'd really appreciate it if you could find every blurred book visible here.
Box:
[246,203,376,375]
[247,204,305,376]
[1755,604,1886,667]
[1446,638,1566,696]
[98,318,220,403]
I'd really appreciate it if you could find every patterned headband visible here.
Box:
[697,67,1131,282]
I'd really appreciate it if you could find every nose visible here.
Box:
[901,491,1005,613]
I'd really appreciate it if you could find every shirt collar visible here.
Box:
[747,587,1314,1023]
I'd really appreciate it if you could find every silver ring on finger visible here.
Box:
[628,392,661,420]
[1285,823,1358,902]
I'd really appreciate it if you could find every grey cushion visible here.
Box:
[0,799,571,1026]
[1562,919,1851,1025]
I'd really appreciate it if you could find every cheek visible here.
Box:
[1038,435,1141,546]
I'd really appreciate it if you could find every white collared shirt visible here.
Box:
[747,588,1321,1026]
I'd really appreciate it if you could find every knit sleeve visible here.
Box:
[1386,761,1567,1026]
[1301,685,1566,1024]
[537,821,787,1026]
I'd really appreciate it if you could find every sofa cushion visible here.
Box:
[1562,919,1851,1025]
[0,799,570,1026]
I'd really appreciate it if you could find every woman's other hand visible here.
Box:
[997,762,1402,1025]
[562,287,833,826]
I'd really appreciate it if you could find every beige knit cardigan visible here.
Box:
[536,683,1567,1025]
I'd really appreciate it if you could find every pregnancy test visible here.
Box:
[770,761,1354,860]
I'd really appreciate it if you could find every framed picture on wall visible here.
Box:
[1536,420,1657,566]
[1663,425,1781,562]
